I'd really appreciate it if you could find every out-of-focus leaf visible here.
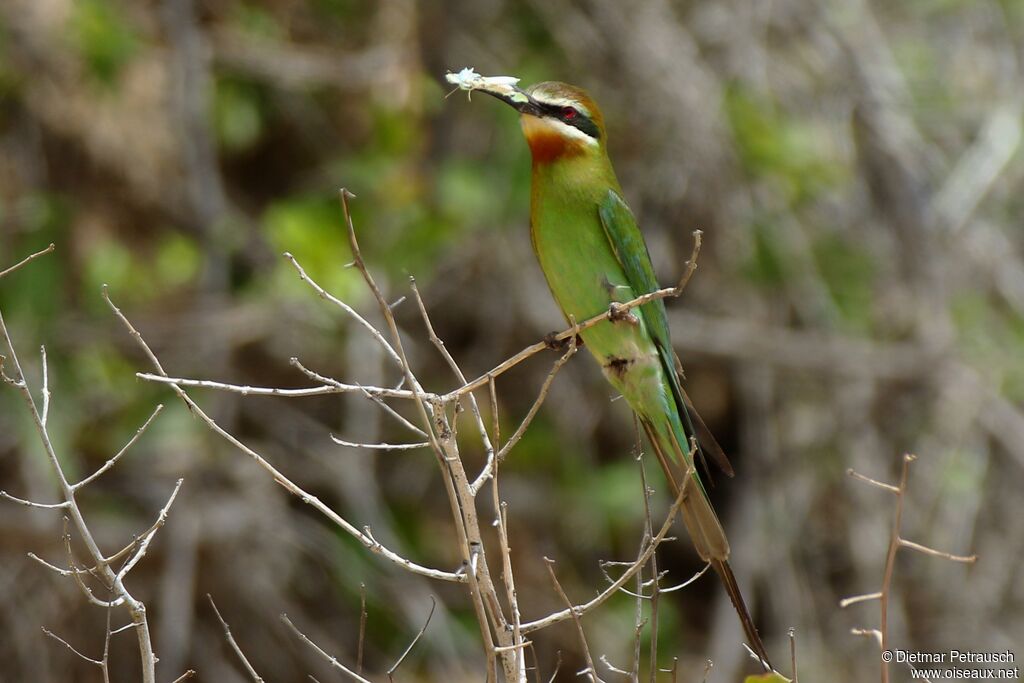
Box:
[214,78,266,152]
[154,232,201,289]
[262,195,361,303]
[742,217,788,288]
[725,84,844,205]
[813,234,876,332]
[69,0,138,85]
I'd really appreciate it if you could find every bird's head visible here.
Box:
[476,80,607,164]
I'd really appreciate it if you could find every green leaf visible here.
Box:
[69,0,138,85]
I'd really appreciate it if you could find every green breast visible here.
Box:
[529,159,659,374]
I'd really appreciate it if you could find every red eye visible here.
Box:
[562,107,578,120]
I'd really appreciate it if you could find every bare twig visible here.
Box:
[386,596,436,681]
[208,595,264,682]
[0,296,160,682]
[848,454,977,683]
[116,479,184,580]
[0,243,55,279]
[75,404,164,490]
[285,251,404,368]
[839,592,882,608]
[137,372,435,402]
[40,345,49,427]
[789,628,798,683]
[410,276,496,470]
[106,289,462,584]
[0,491,70,509]
[521,482,687,634]
[356,584,367,675]
[330,435,430,451]
[281,613,372,683]
[471,326,578,494]
[41,627,103,667]
[544,558,602,683]
[898,538,977,563]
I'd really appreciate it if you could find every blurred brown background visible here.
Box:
[1,0,1022,681]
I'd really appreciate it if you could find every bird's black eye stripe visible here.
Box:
[540,102,600,139]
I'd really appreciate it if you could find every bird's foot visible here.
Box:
[543,332,585,350]
[608,302,640,326]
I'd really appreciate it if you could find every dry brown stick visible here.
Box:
[410,276,496,467]
[386,596,436,682]
[284,251,404,367]
[137,372,434,402]
[471,328,578,494]
[450,230,702,399]
[0,243,55,280]
[41,627,103,667]
[0,301,160,683]
[544,558,603,683]
[207,595,264,682]
[104,287,462,584]
[75,404,165,490]
[881,455,911,683]
[356,584,367,675]
[640,454,660,683]
[281,613,372,683]
[492,469,524,681]
[521,481,687,634]
[847,454,977,683]
[789,628,799,683]
[337,191,505,680]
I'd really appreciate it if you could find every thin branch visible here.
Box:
[846,468,900,494]
[0,491,70,509]
[0,301,158,682]
[789,628,799,683]
[41,627,103,667]
[136,372,435,402]
[0,243,55,279]
[521,482,687,634]
[40,345,50,427]
[386,596,436,681]
[284,251,403,368]
[544,558,602,683]
[356,584,367,675]
[116,479,184,580]
[105,288,462,584]
[208,595,264,682]
[898,538,977,563]
[471,328,578,494]
[410,276,496,470]
[169,671,196,682]
[281,614,372,683]
[338,190,508,681]
[839,592,882,608]
[330,435,430,451]
[451,231,702,400]
[75,404,165,490]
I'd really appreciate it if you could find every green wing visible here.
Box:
[598,190,733,477]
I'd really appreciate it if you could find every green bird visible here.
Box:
[462,75,772,669]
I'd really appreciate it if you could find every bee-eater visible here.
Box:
[457,74,772,669]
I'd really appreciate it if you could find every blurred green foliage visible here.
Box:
[70,0,138,85]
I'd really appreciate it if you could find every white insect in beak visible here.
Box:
[445,66,521,101]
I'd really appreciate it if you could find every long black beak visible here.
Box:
[473,83,544,117]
